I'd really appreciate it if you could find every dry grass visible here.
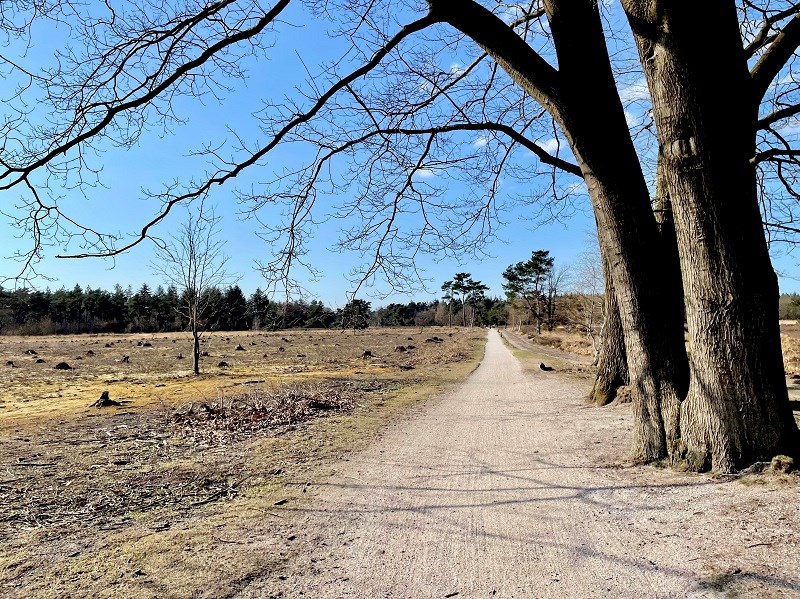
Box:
[782,334,800,374]
[781,330,800,427]
[0,328,470,421]
[5,322,797,597]
[0,327,485,599]
[517,325,597,357]
[514,323,800,374]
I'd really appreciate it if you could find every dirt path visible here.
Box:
[499,328,593,366]
[238,329,800,598]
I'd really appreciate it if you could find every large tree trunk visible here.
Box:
[591,163,678,408]
[588,251,629,406]
[435,0,690,462]
[545,0,688,461]
[625,0,799,471]
[653,157,684,327]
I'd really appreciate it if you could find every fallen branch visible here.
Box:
[212,536,247,545]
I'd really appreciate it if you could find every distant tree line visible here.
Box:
[0,284,344,335]
[0,283,512,335]
[779,294,800,321]
[24,247,799,336]
[373,296,508,328]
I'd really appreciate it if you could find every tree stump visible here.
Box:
[91,391,120,408]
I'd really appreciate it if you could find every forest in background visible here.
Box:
[0,283,510,334]
[4,281,800,337]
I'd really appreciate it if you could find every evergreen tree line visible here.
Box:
[0,284,335,335]
[7,277,796,337]
[778,294,800,321]
[0,283,510,335]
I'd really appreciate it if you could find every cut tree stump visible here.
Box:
[91,391,120,408]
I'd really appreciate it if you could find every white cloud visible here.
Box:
[535,138,561,155]
[496,4,550,32]
[494,3,523,24]
[473,135,488,148]
[414,168,435,179]
[618,78,650,104]
[449,63,466,77]
[777,119,800,137]
[624,110,638,127]
[564,181,588,196]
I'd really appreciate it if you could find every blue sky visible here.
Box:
[1,1,798,307]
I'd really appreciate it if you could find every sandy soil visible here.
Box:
[237,329,800,598]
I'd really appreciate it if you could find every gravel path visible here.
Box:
[238,329,800,598]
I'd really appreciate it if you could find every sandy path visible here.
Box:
[238,329,800,598]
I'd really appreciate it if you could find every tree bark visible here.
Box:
[624,0,799,471]
[544,0,688,461]
[653,156,684,327]
[588,251,629,406]
[193,330,200,376]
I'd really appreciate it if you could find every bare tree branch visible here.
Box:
[744,1,800,58]
[1,0,292,192]
[751,9,800,102]
[758,101,800,128]
[428,0,564,120]
[753,147,800,163]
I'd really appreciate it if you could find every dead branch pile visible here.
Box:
[171,380,383,443]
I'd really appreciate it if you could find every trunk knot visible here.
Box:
[664,136,700,163]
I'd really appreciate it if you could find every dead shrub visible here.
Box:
[171,380,384,444]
